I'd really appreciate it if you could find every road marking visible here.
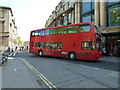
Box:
[13,53,16,56]
[8,53,14,56]
[8,57,13,60]
[93,68,99,69]
[19,58,57,90]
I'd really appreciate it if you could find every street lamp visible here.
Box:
[62,13,66,17]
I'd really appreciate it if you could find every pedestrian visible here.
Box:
[26,46,28,51]
[21,46,24,51]
[8,46,10,52]
[15,46,18,51]
[102,47,107,57]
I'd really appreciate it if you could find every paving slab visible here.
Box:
[2,57,40,88]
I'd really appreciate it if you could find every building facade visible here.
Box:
[23,41,29,51]
[45,0,120,56]
[0,6,18,52]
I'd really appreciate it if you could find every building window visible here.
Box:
[68,13,71,23]
[107,2,120,26]
[81,0,94,23]
[63,5,65,11]
[0,10,4,18]
[107,0,119,6]
[63,16,67,25]
[68,1,70,8]
[82,0,94,14]
[82,15,91,22]
[0,21,4,32]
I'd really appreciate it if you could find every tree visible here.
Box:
[17,36,23,46]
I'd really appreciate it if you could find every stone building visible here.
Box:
[0,6,18,52]
[23,41,29,51]
[45,0,120,56]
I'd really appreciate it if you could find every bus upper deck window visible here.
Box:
[31,32,35,36]
[79,24,91,32]
[35,31,39,36]
[39,30,44,36]
[45,29,50,35]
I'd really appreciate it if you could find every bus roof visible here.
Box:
[31,22,93,32]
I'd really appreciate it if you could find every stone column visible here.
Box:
[95,0,100,27]
[77,2,81,23]
[100,0,107,27]
[71,9,75,24]
[75,2,78,24]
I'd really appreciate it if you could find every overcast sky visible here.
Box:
[0,0,61,41]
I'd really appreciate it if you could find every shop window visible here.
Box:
[107,1,120,26]
[108,6,120,26]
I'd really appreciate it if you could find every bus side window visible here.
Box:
[45,29,50,35]
[82,41,95,50]
[50,29,57,35]
[39,30,44,36]
[68,25,78,33]
[37,42,42,48]
[31,31,35,36]
[60,27,68,34]
[79,24,91,32]
[35,31,39,36]
[58,42,62,49]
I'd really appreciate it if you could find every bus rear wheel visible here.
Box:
[68,52,76,60]
[38,50,43,56]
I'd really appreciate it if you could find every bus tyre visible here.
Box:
[68,52,76,60]
[38,51,43,56]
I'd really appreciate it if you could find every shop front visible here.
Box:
[101,26,120,57]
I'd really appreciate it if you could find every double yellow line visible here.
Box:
[19,58,57,90]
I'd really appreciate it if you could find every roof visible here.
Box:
[0,6,13,16]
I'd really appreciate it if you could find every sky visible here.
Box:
[0,0,61,41]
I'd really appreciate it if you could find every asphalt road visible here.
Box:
[15,51,119,88]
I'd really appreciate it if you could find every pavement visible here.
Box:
[0,52,119,89]
[0,66,2,90]
[0,52,40,89]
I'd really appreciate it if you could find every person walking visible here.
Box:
[102,47,107,57]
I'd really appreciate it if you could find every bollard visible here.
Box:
[0,60,2,66]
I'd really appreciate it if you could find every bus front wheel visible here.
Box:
[68,52,76,60]
[38,50,43,56]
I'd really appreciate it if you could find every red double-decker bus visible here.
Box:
[29,22,102,61]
